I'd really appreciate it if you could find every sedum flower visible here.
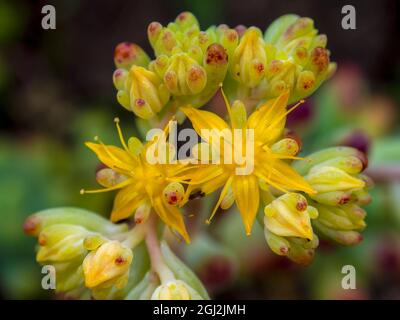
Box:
[151,280,203,300]
[264,193,318,240]
[264,228,319,266]
[82,118,191,242]
[113,12,230,120]
[293,147,371,245]
[114,65,170,119]
[225,14,336,105]
[36,224,90,262]
[179,90,315,235]
[262,14,336,103]
[23,208,129,294]
[230,27,267,88]
[83,240,133,290]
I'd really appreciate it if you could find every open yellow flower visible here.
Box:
[180,90,315,235]
[82,119,191,243]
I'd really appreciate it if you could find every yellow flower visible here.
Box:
[82,118,191,243]
[83,240,132,289]
[179,90,315,235]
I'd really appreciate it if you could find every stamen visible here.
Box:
[219,84,233,122]
[269,99,305,129]
[114,117,129,152]
[80,178,133,194]
[206,175,234,224]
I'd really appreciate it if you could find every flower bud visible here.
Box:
[112,69,128,91]
[83,240,133,289]
[271,138,300,156]
[293,146,367,176]
[230,100,247,129]
[264,193,317,240]
[151,280,197,300]
[305,166,365,194]
[313,220,363,246]
[96,168,126,188]
[114,42,150,70]
[231,27,267,88]
[262,15,336,103]
[220,186,234,210]
[264,228,290,256]
[134,202,151,224]
[36,224,89,262]
[175,12,199,32]
[163,182,185,206]
[124,66,170,119]
[163,53,207,95]
[315,204,366,231]
[23,207,128,237]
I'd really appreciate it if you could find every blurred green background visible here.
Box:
[0,0,399,299]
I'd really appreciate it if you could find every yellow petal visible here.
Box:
[247,91,289,145]
[180,107,231,144]
[152,196,190,243]
[111,185,145,222]
[232,174,260,235]
[256,157,315,195]
[86,142,136,173]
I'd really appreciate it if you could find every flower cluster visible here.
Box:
[24,11,371,299]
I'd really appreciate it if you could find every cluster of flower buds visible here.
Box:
[113,12,231,120]
[261,145,371,265]
[23,207,128,295]
[293,147,371,246]
[24,207,209,300]
[227,14,336,104]
[263,193,319,265]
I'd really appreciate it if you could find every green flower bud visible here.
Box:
[122,65,170,119]
[231,27,267,88]
[113,69,128,91]
[261,14,336,103]
[114,42,150,70]
[230,100,247,129]
[305,166,365,194]
[36,224,90,262]
[293,146,367,176]
[271,138,300,156]
[23,207,128,237]
[313,220,363,246]
[163,53,207,95]
[314,203,366,231]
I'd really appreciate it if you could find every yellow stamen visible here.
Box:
[219,84,233,123]
[114,117,129,152]
[206,175,234,224]
[269,99,305,130]
[80,178,133,194]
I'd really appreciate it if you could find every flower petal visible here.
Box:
[247,91,289,145]
[153,196,190,243]
[180,107,231,144]
[86,142,136,173]
[232,174,260,235]
[111,185,145,222]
